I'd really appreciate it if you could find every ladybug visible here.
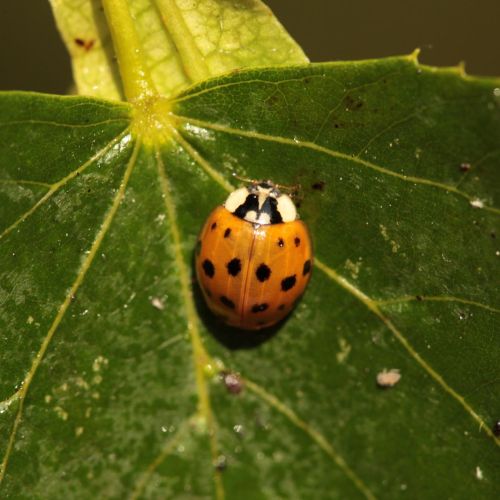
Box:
[195,181,313,330]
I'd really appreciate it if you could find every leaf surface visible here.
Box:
[0,57,499,499]
[49,0,308,100]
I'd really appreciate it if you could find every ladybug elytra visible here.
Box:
[195,181,313,330]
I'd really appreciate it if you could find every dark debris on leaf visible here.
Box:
[493,421,500,437]
[220,371,244,394]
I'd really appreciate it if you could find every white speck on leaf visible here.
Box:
[92,356,108,372]
[470,199,484,208]
[344,258,362,279]
[151,297,165,310]
[377,369,401,388]
[475,466,483,480]
[54,406,68,421]
[379,224,400,253]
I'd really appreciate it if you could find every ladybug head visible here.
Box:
[224,181,298,225]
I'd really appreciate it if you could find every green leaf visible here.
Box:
[1,56,499,499]
[49,0,308,100]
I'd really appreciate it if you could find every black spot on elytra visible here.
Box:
[205,288,212,298]
[251,303,269,313]
[278,238,285,247]
[303,260,311,276]
[220,296,235,309]
[195,240,202,256]
[278,304,286,311]
[281,275,296,291]
[227,258,241,277]
[294,237,301,247]
[224,228,231,238]
[202,259,215,278]
[211,222,217,230]
[256,263,271,282]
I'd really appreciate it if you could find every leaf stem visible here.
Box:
[101,0,157,101]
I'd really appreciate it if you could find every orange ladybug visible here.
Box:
[195,181,313,330]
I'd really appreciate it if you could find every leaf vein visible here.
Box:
[313,70,401,143]
[0,118,130,129]
[376,295,500,313]
[171,115,500,215]
[244,378,376,500]
[130,416,193,500]
[170,74,340,105]
[171,125,233,192]
[154,144,225,500]
[0,127,131,241]
[315,258,500,446]
[0,179,52,188]
[0,136,141,485]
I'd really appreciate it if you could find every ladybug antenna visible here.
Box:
[274,182,300,192]
[231,173,300,195]
[231,173,259,185]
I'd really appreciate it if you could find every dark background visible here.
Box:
[1,1,499,94]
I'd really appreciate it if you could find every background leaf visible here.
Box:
[1,56,499,498]
[49,0,308,100]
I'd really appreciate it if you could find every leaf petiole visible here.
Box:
[101,0,157,101]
